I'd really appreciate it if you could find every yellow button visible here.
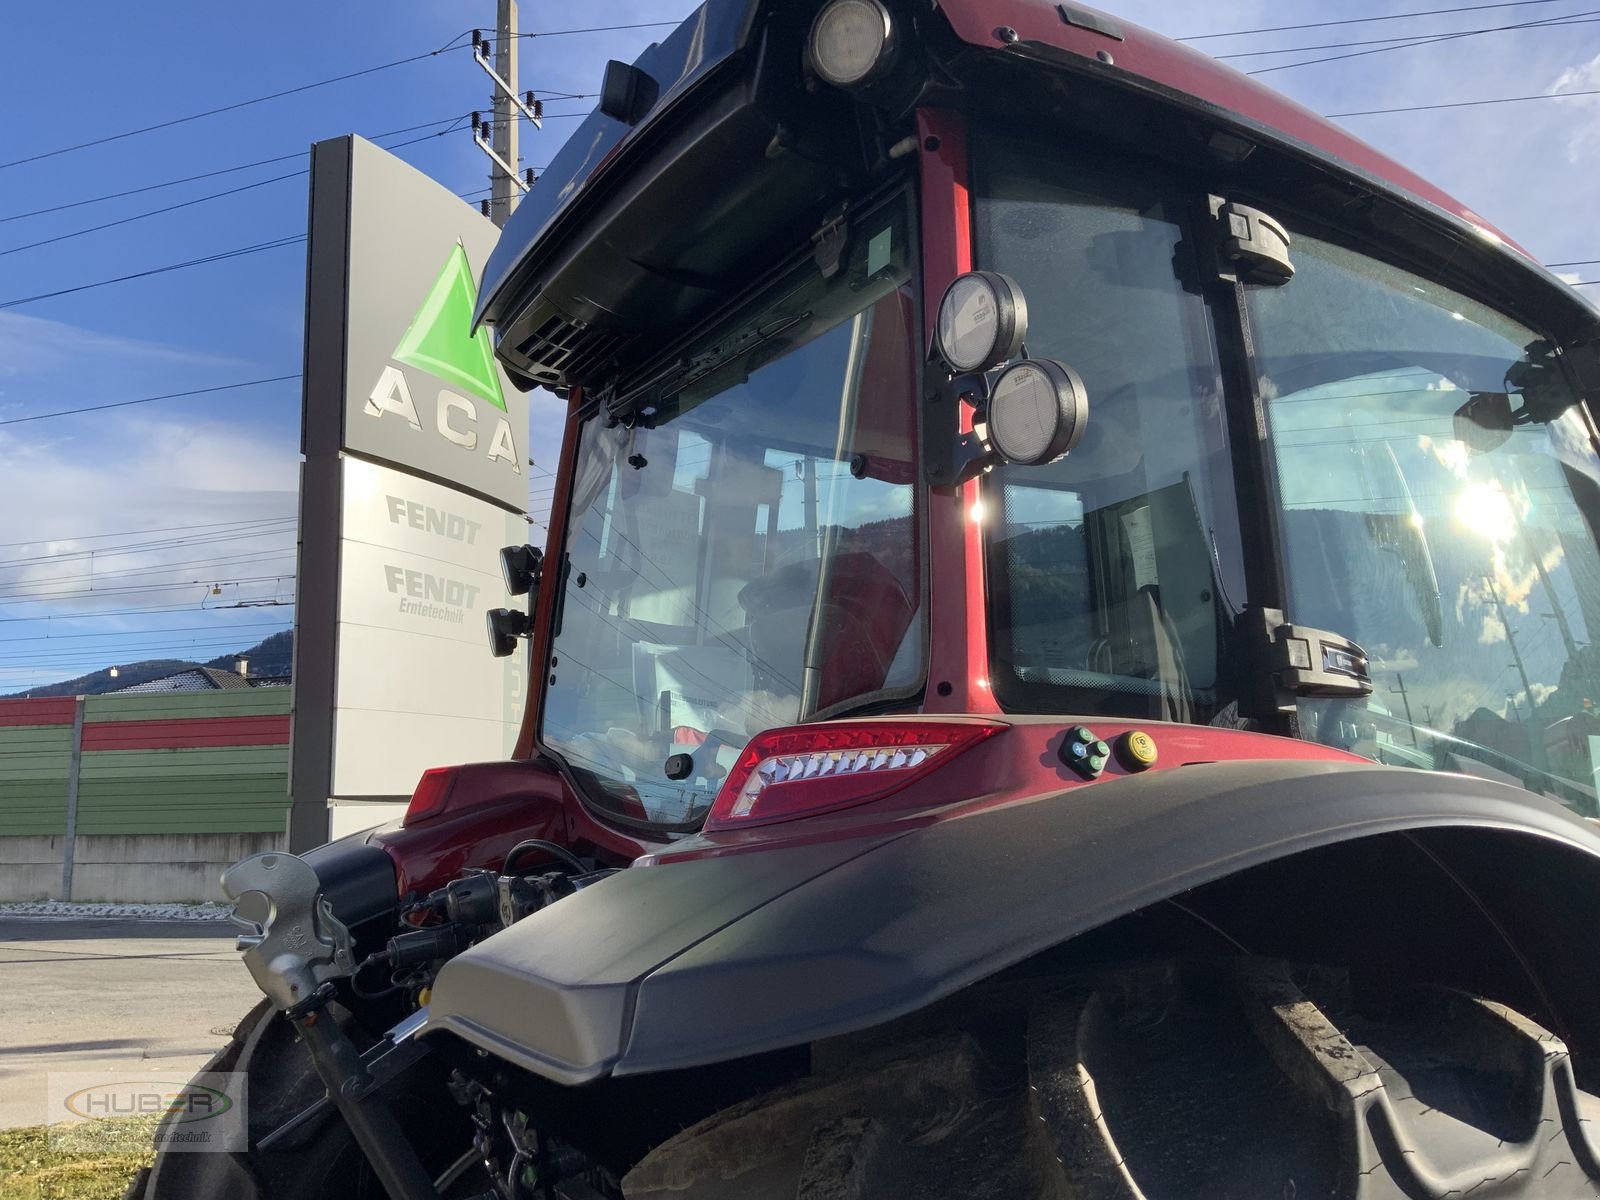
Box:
[1118,730,1158,770]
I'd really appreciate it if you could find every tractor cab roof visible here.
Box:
[474,0,1597,397]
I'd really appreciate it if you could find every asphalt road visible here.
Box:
[0,917,263,1131]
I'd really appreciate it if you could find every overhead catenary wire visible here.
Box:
[0,522,298,569]
[0,631,295,665]
[0,549,298,597]
[0,601,294,625]
[0,516,296,552]
[0,572,295,601]
[0,620,294,644]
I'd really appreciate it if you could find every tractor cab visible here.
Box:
[477,0,1600,835]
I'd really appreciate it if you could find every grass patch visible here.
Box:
[0,1124,150,1200]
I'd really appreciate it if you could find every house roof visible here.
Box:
[114,666,254,694]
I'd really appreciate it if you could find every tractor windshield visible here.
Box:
[975,139,1600,815]
[540,198,922,829]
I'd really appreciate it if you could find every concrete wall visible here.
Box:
[0,832,285,902]
[0,835,68,902]
[69,832,285,903]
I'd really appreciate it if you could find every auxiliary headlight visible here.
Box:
[808,0,898,89]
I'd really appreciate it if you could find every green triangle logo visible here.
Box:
[392,243,506,411]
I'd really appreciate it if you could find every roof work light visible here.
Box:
[808,0,898,88]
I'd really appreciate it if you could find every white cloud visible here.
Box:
[0,311,247,385]
[0,411,298,614]
[1549,53,1600,165]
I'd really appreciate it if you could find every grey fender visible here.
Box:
[422,760,1600,1084]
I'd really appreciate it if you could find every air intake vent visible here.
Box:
[515,314,626,382]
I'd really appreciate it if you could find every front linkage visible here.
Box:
[224,852,445,1200]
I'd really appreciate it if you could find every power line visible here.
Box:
[1177,0,1571,40]
[1247,7,1600,74]
[0,375,300,427]
[0,170,306,258]
[0,235,305,312]
[1216,14,1600,57]
[509,21,679,38]
[0,114,470,226]
[0,20,676,174]
[1328,86,1600,117]
[0,113,473,247]
[0,35,475,173]
[1,125,470,262]
[1548,258,1600,267]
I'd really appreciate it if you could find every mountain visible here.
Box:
[3,630,293,699]
[204,629,293,677]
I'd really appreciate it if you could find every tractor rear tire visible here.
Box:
[623,958,1600,1199]
[128,998,475,1200]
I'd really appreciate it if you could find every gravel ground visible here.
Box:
[0,901,232,922]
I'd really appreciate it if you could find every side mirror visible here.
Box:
[485,608,531,658]
[499,544,542,596]
[1452,392,1515,456]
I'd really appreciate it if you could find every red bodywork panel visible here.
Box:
[918,109,999,717]
[369,759,651,896]
[645,717,1364,864]
[934,0,1526,255]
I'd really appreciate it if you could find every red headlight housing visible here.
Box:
[703,719,1005,831]
[403,766,458,826]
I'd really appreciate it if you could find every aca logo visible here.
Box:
[363,243,521,475]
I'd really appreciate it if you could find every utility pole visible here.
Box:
[1486,575,1537,723]
[1487,573,1549,772]
[1389,673,1419,747]
[492,0,518,228]
[471,2,540,228]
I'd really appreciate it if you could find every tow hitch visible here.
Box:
[224,852,445,1200]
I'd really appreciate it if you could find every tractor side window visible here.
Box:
[975,143,1245,725]
[541,200,921,829]
[1248,233,1600,815]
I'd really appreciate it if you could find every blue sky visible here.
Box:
[0,0,1597,691]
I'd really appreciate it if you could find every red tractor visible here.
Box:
[140,1,1600,1197]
